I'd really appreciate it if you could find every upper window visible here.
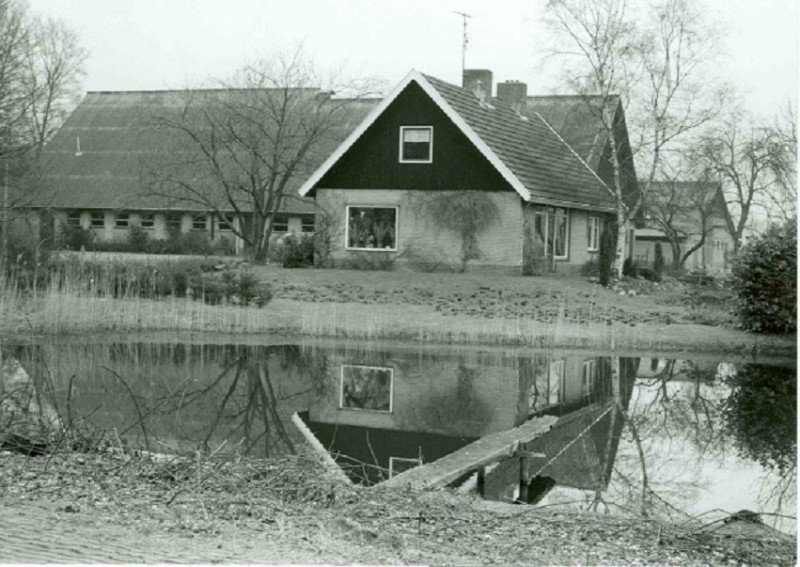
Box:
[587,216,600,252]
[399,126,433,163]
[346,206,397,251]
[272,214,289,233]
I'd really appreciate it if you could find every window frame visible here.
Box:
[345,205,398,252]
[191,214,207,231]
[587,215,600,252]
[339,364,394,413]
[301,216,315,233]
[165,213,183,233]
[66,211,82,227]
[389,456,422,478]
[115,212,129,228]
[398,125,433,164]
[217,215,233,232]
[534,208,570,261]
[272,214,289,233]
[581,359,596,397]
[139,213,155,229]
[89,211,105,229]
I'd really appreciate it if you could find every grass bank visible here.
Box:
[1,264,795,357]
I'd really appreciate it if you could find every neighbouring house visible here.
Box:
[298,69,639,274]
[633,181,734,272]
[24,89,377,255]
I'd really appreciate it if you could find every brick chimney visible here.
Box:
[462,69,493,104]
[497,80,528,114]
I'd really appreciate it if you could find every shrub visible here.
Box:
[622,257,639,278]
[342,251,395,271]
[639,267,660,282]
[653,242,665,280]
[597,222,616,286]
[127,226,150,253]
[61,226,95,251]
[580,258,598,277]
[190,270,272,306]
[522,224,548,276]
[729,218,797,333]
[277,233,315,268]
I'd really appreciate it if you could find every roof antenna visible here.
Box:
[454,11,472,75]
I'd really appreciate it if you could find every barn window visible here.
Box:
[89,211,105,229]
[399,126,433,163]
[272,215,289,233]
[192,214,207,231]
[165,213,182,233]
[346,206,397,251]
[139,213,155,229]
[66,211,82,227]
[301,217,314,233]
[115,213,129,228]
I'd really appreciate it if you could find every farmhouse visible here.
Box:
[633,181,734,272]
[25,89,377,255]
[298,69,639,273]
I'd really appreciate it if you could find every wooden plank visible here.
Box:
[381,415,557,490]
[290,413,352,485]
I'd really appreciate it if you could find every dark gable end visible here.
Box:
[316,81,513,192]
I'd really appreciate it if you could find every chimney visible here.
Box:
[462,69,493,104]
[497,80,528,114]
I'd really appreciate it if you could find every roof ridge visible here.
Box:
[533,110,618,205]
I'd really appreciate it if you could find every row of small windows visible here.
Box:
[64,211,314,233]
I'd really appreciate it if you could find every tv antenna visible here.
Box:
[454,11,472,74]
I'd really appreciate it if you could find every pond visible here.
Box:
[1,337,795,533]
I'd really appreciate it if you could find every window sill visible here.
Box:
[346,247,397,252]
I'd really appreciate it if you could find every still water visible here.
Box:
[2,338,795,532]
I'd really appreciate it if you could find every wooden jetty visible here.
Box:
[381,415,558,490]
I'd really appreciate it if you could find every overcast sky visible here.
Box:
[27,0,798,117]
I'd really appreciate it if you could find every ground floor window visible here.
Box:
[66,211,81,227]
[192,214,207,231]
[340,364,393,412]
[89,211,104,229]
[139,213,155,229]
[534,208,569,260]
[346,206,397,251]
[217,215,232,231]
[272,214,289,233]
[587,216,600,251]
[115,213,129,228]
[301,216,314,233]
[165,213,182,233]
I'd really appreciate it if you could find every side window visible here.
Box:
[587,216,599,251]
[399,126,433,163]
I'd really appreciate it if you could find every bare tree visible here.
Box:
[145,49,379,263]
[645,174,728,268]
[690,110,794,250]
[545,0,728,275]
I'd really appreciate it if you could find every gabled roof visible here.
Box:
[298,70,617,212]
[642,180,733,231]
[31,89,378,212]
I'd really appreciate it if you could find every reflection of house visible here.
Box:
[633,181,734,272]
[299,69,639,273]
[26,90,376,254]
[300,343,636,486]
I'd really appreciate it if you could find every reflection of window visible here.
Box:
[273,215,289,233]
[399,126,433,163]
[389,456,422,478]
[192,214,207,231]
[548,359,564,406]
[66,211,82,227]
[346,206,397,251]
[139,213,154,229]
[581,360,596,397]
[90,211,105,228]
[301,217,314,233]
[528,357,565,412]
[340,364,393,412]
[115,213,129,228]
[534,208,569,261]
[587,216,599,251]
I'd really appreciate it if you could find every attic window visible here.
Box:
[399,126,433,163]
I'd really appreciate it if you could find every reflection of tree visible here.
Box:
[418,365,493,437]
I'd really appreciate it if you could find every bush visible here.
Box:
[729,218,797,333]
[622,257,639,278]
[190,270,272,306]
[639,267,660,282]
[342,251,395,271]
[653,242,665,280]
[597,223,616,286]
[580,258,598,277]
[276,233,315,268]
[61,226,95,251]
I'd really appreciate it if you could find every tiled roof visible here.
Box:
[423,75,616,210]
[32,90,377,212]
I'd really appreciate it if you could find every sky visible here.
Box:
[26,0,799,118]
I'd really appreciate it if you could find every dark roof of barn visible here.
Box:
[30,89,378,212]
[422,75,617,210]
